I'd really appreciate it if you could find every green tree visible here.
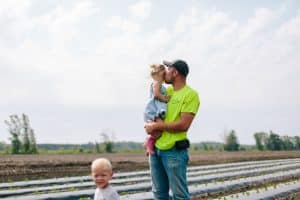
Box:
[29,130,38,153]
[224,130,240,151]
[4,114,38,154]
[294,136,300,150]
[100,130,115,153]
[266,131,283,150]
[94,141,101,153]
[0,141,6,151]
[10,133,21,154]
[203,143,208,151]
[254,132,268,151]
[5,115,22,154]
[22,132,30,153]
[281,136,294,150]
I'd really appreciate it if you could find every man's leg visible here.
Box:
[161,148,189,200]
[149,148,170,200]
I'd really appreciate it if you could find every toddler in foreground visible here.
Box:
[91,158,120,200]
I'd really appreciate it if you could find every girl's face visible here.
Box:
[92,167,113,189]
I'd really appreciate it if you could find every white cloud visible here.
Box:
[38,1,95,31]
[2,3,299,109]
[35,1,98,47]
[277,10,300,38]
[175,7,199,33]
[0,61,58,106]
[2,2,299,110]
[239,8,275,40]
[0,1,32,45]
[107,15,141,33]
[106,0,152,33]
[128,0,152,19]
[0,1,30,17]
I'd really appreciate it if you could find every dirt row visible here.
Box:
[1,151,300,183]
[191,174,300,199]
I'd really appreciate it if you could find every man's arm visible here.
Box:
[144,112,195,134]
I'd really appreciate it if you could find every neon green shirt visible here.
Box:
[155,85,200,150]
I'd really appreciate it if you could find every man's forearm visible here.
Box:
[156,113,195,133]
[157,121,189,133]
[144,113,194,134]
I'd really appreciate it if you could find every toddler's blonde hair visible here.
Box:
[91,158,112,172]
[150,64,165,77]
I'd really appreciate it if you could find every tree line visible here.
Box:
[224,130,300,151]
[2,114,299,154]
[254,131,300,151]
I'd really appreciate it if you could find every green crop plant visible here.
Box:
[68,187,78,191]
[8,186,16,190]
[33,191,42,195]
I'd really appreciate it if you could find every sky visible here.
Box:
[0,0,299,145]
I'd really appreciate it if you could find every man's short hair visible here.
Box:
[163,59,189,77]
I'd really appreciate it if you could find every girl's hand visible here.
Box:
[165,95,171,102]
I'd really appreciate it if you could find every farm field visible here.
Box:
[1,151,300,183]
[0,153,300,199]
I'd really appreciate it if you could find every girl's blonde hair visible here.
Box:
[150,64,165,77]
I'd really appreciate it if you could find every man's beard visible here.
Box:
[165,78,173,84]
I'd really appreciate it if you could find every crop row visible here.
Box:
[1,158,299,190]
[1,158,300,199]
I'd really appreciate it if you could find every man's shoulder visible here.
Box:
[183,85,199,97]
[166,85,199,98]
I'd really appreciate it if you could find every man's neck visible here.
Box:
[173,80,186,91]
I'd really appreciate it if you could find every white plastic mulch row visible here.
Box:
[0,158,299,190]
[214,179,300,200]
[121,169,300,200]
[0,158,300,194]
[0,161,299,198]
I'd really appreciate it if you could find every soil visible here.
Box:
[1,151,300,183]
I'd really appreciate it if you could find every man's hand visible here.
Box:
[144,119,164,135]
[144,121,157,134]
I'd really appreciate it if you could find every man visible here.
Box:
[144,59,200,200]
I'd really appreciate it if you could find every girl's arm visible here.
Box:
[152,81,169,103]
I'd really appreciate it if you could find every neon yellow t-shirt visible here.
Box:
[155,85,200,150]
